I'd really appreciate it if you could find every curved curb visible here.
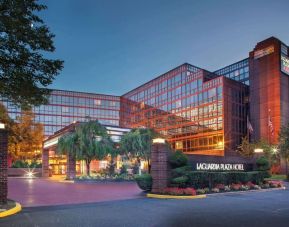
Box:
[147,193,206,199]
[0,202,22,218]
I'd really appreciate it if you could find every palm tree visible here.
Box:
[120,128,158,173]
[75,120,114,176]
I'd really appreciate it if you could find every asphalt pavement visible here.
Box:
[1,186,289,227]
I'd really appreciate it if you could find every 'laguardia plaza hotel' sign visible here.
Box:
[196,163,245,171]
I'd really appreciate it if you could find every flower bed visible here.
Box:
[196,180,284,195]
[155,180,284,197]
[74,173,134,182]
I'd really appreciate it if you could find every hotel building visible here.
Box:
[2,37,289,172]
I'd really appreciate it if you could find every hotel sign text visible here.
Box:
[254,46,274,59]
[281,54,289,76]
[196,163,244,171]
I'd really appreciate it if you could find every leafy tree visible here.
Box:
[57,133,80,158]
[0,0,63,108]
[57,121,114,176]
[279,123,289,175]
[120,128,158,173]
[76,121,114,176]
[8,110,43,162]
[237,136,255,158]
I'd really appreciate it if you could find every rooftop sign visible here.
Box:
[281,54,289,76]
[254,46,274,59]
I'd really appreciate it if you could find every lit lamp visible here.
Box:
[152,138,166,144]
[0,123,5,129]
[254,148,263,153]
[272,148,278,153]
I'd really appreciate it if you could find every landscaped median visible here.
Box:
[0,200,22,218]
[145,181,285,199]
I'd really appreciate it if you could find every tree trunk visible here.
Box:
[148,159,151,174]
[86,160,91,176]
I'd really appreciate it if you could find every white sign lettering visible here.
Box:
[196,163,244,171]
[254,46,274,59]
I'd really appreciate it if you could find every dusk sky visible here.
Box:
[41,0,289,95]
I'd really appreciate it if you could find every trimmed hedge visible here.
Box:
[135,174,152,191]
[170,171,269,188]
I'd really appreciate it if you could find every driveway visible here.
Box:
[2,186,289,227]
[8,177,143,207]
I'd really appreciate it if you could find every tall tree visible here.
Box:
[0,0,63,108]
[120,128,158,173]
[279,123,289,175]
[76,121,113,176]
[8,110,43,161]
[57,121,114,176]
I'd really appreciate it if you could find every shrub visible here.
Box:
[211,188,220,193]
[169,150,188,168]
[256,156,270,171]
[186,171,266,188]
[260,183,270,189]
[11,160,41,168]
[120,165,128,175]
[224,186,231,192]
[253,185,261,190]
[240,185,249,191]
[171,176,189,188]
[204,188,210,193]
[134,174,152,191]
[245,181,255,189]
[215,184,225,191]
[196,189,206,194]
[171,166,191,178]
[231,183,241,191]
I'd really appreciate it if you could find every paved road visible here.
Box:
[8,177,143,207]
[2,187,289,227]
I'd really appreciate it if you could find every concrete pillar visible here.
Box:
[280,158,288,175]
[66,153,76,180]
[0,126,8,204]
[151,142,170,193]
[42,149,49,178]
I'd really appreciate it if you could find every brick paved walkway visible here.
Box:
[8,178,143,207]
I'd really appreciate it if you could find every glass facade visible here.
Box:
[214,58,249,85]
[120,63,247,156]
[2,62,249,156]
[2,90,120,137]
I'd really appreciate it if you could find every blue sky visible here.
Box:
[40,0,289,95]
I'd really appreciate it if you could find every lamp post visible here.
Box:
[0,123,8,204]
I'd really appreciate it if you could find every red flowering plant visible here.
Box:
[214,184,225,191]
[231,183,241,191]
[267,180,283,188]
[245,181,256,189]
[160,187,196,196]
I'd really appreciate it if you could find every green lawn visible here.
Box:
[265,174,287,181]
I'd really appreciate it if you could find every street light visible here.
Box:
[254,148,264,153]
[152,138,166,144]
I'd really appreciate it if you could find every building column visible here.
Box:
[66,153,76,180]
[0,126,8,204]
[280,158,288,175]
[151,141,170,193]
[42,149,49,178]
